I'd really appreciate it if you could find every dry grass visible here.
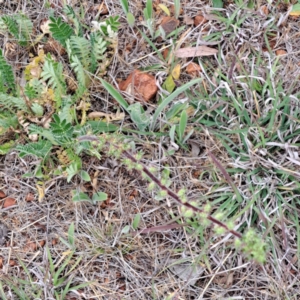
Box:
[1,0,300,299]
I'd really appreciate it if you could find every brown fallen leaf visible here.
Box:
[186,62,202,77]
[9,259,17,266]
[3,197,17,208]
[184,15,194,25]
[24,240,46,252]
[119,70,158,102]
[160,16,179,35]
[275,49,287,56]
[175,46,218,58]
[25,193,35,202]
[260,5,269,16]
[169,4,183,16]
[43,37,66,56]
[162,48,170,59]
[0,190,6,198]
[52,238,59,245]
[194,15,208,26]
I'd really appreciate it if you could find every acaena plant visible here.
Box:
[78,134,266,264]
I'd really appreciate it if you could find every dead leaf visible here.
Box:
[43,37,66,56]
[162,48,170,59]
[40,19,51,34]
[168,259,205,286]
[119,70,158,102]
[160,16,179,35]
[175,46,218,58]
[96,2,109,15]
[3,197,17,208]
[186,62,202,77]
[24,240,45,252]
[88,111,125,122]
[36,183,45,202]
[138,223,183,234]
[275,49,287,56]
[225,272,234,288]
[194,15,208,26]
[184,15,194,25]
[0,190,6,198]
[260,5,269,16]
[9,259,17,266]
[52,238,59,245]
[25,193,35,202]
[39,240,46,247]
[171,64,181,80]
[169,4,183,16]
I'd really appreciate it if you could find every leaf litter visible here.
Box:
[1,0,300,299]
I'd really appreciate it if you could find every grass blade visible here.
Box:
[150,78,201,131]
[100,79,129,110]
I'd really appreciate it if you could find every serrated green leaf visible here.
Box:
[16,140,52,159]
[49,17,74,47]
[31,103,44,117]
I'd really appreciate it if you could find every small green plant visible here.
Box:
[45,247,91,299]
[120,0,135,27]
[59,222,76,250]
[0,14,33,46]
[78,135,267,263]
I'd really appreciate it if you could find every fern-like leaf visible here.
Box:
[67,36,91,70]
[0,111,18,134]
[31,103,44,117]
[15,15,33,46]
[1,15,32,46]
[29,124,57,145]
[90,32,107,73]
[59,96,75,123]
[64,5,83,36]
[70,55,89,88]
[24,78,43,100]
[50,114,74,145]
[41,56,67,98]
[0,49,16,92]
[0,93,28,112]
[1,16,19,40]
[15,140,52,159]
[49,17,74,47]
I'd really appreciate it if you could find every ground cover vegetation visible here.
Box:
[0,0,300,299]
